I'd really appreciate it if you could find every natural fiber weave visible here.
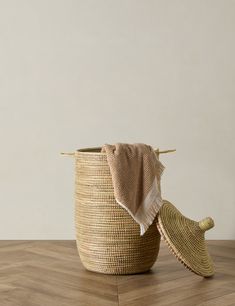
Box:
[74,147,161,274]
[156,200,215,277]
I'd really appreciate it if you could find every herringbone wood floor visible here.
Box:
[0,241,234,306]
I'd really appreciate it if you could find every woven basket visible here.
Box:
[72,147,164,274]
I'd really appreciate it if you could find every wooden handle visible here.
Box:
[60,152,75,156]
[155,149,176,155]
[61,149,176,157]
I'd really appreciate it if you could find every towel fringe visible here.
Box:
[116,181,163,236]
[139,198,163,235]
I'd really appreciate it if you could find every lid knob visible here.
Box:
[198,217,214,231]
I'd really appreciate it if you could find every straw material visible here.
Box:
[74,147,161,274]
[156,200,215,277]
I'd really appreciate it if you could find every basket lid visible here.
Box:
[156,200,215,277]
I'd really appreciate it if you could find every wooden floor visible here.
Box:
[0,241,234,306]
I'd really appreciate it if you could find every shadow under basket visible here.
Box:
[73,147,161,274]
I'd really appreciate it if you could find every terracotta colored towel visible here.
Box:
[101,143,165,235]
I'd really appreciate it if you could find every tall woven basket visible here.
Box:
[65,147,164,274]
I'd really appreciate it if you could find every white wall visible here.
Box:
[0,0,234,239]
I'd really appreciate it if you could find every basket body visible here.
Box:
[75,148,161,274]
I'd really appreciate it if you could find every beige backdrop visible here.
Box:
[0,1,234,239]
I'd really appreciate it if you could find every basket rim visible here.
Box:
[76,147,106,155]
[76,146,161,155]
[69,147,175,156]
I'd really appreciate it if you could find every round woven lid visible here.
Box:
[157,200,215,277]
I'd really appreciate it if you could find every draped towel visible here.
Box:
[101,143,165,235]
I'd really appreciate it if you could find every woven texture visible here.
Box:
[74,147,161,274]
[156,200,215,277]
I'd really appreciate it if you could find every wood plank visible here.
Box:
[0,240,234,306]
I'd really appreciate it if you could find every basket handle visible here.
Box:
[60,152,76,157]
[154,149,176,155]
[60,149,176,157]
